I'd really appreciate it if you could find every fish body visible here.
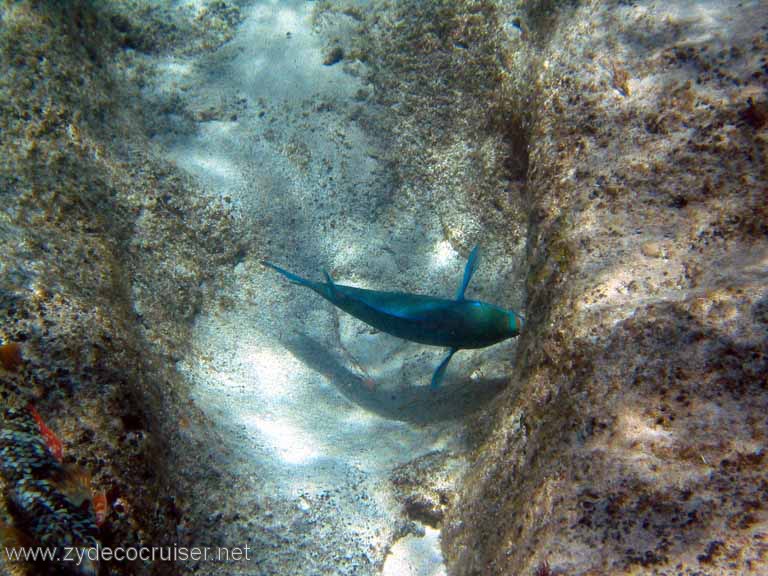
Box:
[262,246,523,387]
[291,283,516,349]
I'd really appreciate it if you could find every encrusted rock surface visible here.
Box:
[0,2,243,574]
[391,451,466,529]
[442,1,768,575]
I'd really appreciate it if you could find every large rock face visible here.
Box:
[443,1,768,574]
[0,3,245,575]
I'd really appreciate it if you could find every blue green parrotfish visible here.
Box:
[261,246,524,388]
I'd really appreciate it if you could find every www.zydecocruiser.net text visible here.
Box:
[3,544,252,566]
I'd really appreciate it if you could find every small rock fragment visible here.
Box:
[323,45,344,66]
[640,242,663,258]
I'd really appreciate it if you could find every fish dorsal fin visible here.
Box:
[455,245,480,300]
[323,269,338,298]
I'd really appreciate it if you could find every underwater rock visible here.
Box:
[390,451,465,529]
[323,45,345,66]
[0,2,244,575]
[443,1,768,575]
[0,343,23,372]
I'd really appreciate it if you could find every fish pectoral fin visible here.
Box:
[455,245,480,300]
[430,348,457,389]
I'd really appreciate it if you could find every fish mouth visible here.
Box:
[512,313,524,334]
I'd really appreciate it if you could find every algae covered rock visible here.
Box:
[0,2,244,575]
[443,1,768,575]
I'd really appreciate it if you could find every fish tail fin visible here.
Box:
[261,260,314,288]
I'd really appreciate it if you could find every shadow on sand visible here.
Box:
[282,332,510,425]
